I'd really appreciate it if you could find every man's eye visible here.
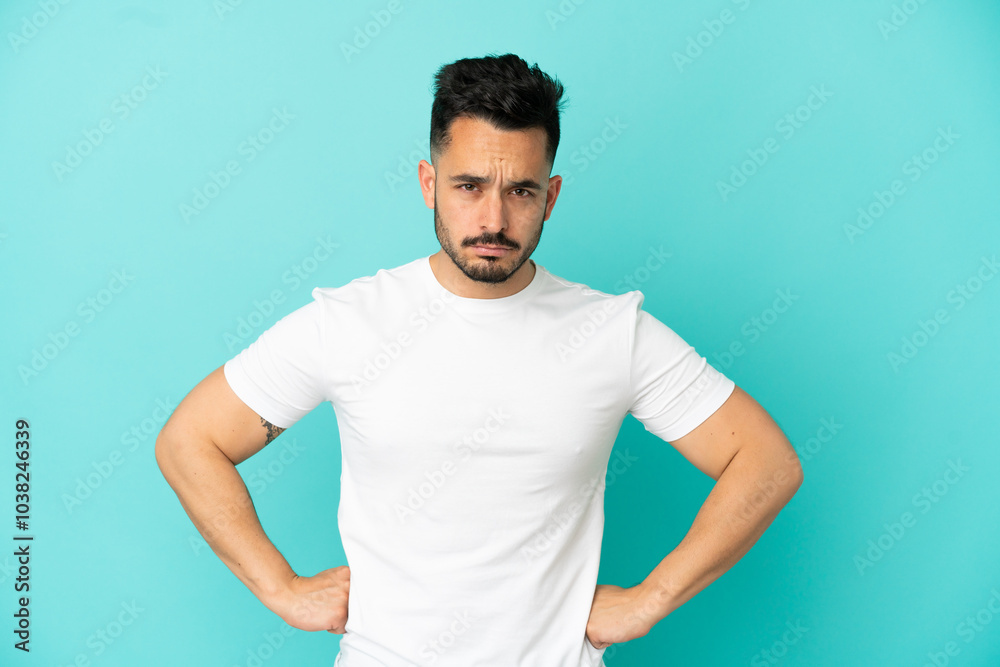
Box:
[458,184,531,196]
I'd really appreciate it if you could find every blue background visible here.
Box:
[2,1,999,665]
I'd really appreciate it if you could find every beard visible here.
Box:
[433,202,544,285]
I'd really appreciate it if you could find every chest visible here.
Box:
[329,318,629,494]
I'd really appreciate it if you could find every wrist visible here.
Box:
[248,564,298,608]
[632,578,677,627]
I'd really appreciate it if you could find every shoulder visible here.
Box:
[535,263,646,319]
[310,256,427,307]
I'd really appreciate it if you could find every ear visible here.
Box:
[418,160,435,209]
[543,174,563,221]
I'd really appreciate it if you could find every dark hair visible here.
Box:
[429,53,567,170]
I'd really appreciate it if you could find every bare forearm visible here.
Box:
[634,442,802,624]
[155,436,295,604]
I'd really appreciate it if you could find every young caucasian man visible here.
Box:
[155,53,803,666]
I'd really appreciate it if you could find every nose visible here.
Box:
[478,190,507,234]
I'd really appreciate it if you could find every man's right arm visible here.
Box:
[154,365,349,633]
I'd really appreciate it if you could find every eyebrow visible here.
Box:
[449,173,543,190]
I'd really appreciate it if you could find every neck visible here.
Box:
[429,251,535,299]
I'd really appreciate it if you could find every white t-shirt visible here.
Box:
[223,254,735,667]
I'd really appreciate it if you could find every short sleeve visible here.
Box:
[627,298,735,442]
[222,292,328,429]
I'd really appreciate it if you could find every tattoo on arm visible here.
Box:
[260,417,285,445]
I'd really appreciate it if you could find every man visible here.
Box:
[155,53,803,666]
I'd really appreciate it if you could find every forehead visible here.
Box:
[441,116,548,170]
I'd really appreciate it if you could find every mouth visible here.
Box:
[471,245,512,256]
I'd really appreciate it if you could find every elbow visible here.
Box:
[772,439,804,500]
[788,461,805,495]
[154,423,189,479]
[783,450,805,497]
[153,431,175,478]
[154,425,230,481]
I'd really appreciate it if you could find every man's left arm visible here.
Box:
[586,385,803,648]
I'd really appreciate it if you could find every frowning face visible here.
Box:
[419,115,562,291]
